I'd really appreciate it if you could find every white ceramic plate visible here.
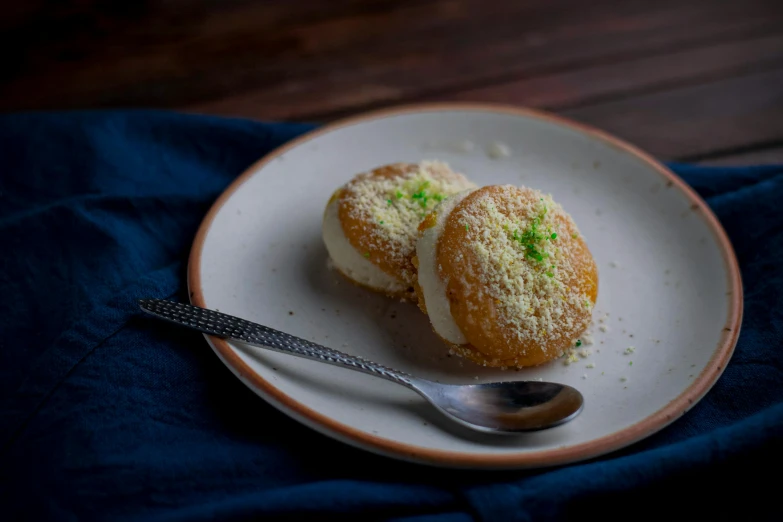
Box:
[188,103,741,469]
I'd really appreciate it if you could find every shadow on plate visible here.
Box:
[234,342,572,448]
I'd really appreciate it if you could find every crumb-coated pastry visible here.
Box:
[415,185,598,367]
[322,161,476,300]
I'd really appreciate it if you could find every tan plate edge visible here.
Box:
[187,102,743,469]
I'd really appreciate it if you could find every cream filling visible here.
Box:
[416,190,475,345]
[322,199,405,293]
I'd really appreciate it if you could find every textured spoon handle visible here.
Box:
[138,299,414,388]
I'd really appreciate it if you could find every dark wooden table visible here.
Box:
[3,0,783,164]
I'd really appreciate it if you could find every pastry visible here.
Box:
[323,161,476,300]
[415,185,598,367]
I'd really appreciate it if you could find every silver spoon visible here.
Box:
[138,299,583,433]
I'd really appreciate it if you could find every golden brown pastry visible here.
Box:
[322,161,476,300]
[415,185,598,367]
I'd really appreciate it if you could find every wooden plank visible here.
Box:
[436,34,783,111]
[2,0,780,117]
[0,0,384,79]
[699,146,783,166]
[559,68,783,160]
[184,0,783,120]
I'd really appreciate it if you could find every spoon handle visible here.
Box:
[138,299,415,388]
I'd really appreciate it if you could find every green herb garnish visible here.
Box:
[411,190,428,208]
[576,339,582,347]
[512,202,555,263]
[391,180,444,210]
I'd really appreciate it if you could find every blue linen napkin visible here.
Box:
[0,111,781,521]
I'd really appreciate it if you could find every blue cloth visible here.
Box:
[1,111,781,521]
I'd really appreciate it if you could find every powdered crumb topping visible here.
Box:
[448,184,594,349]
[340,161,475,283]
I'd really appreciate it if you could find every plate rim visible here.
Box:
[187,102,743,469]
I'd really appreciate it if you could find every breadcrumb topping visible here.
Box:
[449,185,594,349]
[341,161,475,283]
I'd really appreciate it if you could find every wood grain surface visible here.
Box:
[2,0,782,163]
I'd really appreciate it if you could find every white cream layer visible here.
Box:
[323,198,405,293]
[416,190,475,345]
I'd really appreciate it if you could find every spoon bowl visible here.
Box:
[415,380,583,433]
[138,298,584,433]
